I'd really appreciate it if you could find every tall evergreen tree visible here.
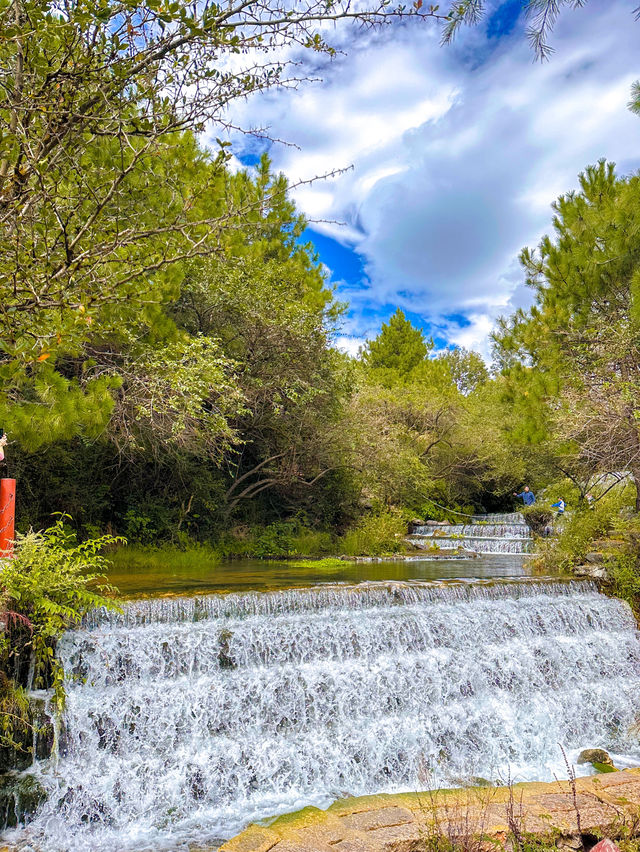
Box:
[363,309,431,378]
[495,160,640,510]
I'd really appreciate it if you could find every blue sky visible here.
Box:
[225,0,640,359]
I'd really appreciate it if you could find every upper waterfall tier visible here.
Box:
[410,511,533,555]
[17,578,640,852]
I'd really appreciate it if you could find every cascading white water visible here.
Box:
[472,513,526,524]
[413,524,530,538]
[410,513,533,554]
[11,578,640,852]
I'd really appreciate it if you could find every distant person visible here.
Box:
[513,486,536,506]
[0,433,7,478]
[551,498,565,517]
[585,493,595,510]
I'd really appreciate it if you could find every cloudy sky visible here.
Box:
[222,0,640,360]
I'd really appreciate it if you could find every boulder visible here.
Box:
[0,772,47,829]
[577,748,614,767]
[591,840,621,852]
[593,540,625,552]
[584,552,604,564]
[573,564,608,580]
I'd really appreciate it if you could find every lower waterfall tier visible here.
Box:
[7,579,640,852]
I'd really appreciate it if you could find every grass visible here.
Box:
[286,557,353,569]
[337,511,408,557]
[108,543,222,572]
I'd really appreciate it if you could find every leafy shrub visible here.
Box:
[289,529,333,556]
[420,499,476,524]
[122,508,157,545]
[535,491,630,572]
[522,506,554,536]
[338,511,408,556]
[0,518,121,758]
[0,518,121,702]
[220,520,334,558]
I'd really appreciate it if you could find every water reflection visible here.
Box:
[107,554,530,598]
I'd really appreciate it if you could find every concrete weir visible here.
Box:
[220,770,640,852]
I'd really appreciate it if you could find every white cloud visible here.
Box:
[334,335,366,357]
[223,0,640,355]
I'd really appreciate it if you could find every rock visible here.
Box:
[593,540,625,552]
[450,775,494,788]
[409,518,424,527]
[0,695,55,774]
[557,836,582,850]
[584,552,604,564]
[591,841,622,852]
[573,564,608,580]
[220,769,640,852]
[218,629,236,669]
[0,772,47,829]
[577,748,614,767]
[57,784,112,824]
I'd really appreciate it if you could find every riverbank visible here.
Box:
[220,770,640,852]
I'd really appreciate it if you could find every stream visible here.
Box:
[3,513,640,852]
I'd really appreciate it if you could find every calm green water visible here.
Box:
[106,554,530,598]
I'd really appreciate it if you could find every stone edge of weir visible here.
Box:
[219,769,640,852]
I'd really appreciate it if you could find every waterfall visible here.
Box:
[12,578,640,852]
[410,513,533,554]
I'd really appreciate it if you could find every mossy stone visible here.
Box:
[0,772,47,828]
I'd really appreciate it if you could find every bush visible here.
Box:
[607,551,640,614]
[337,511,408,556]
[0,518,120,701]
[0,518,121,758]
[522,506,554,536]
[420,499,476,524]
[220,520,334,558]
[535,490,632,572]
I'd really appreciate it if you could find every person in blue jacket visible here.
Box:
[513,486,536,505]
[551,498,565,517]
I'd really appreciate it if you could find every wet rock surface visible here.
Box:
[0,772,47,829]
[220,770,640,852]
[577,749,615,767]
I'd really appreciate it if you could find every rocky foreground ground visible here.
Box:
[220,769,640,852]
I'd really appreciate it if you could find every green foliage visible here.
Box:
[219,520,333,559]
[108,544,222,574]
[494,161,640,510]
[0,519,121,705]
[362,308,432,384]
[0,519,120,758]
[521,506,553,536]
[420,500,475,524]
[337,511,408,557]
[536,493,629,572]
[288,558,349,569]
[440,348,489,396]
[608,553,640,615]
[0,673,32,760]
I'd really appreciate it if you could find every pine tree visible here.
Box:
[363,309,431,378]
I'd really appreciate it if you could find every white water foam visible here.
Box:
[411,515,532,554]
[6,579,640,852]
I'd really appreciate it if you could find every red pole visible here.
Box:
[0,478,15,557]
